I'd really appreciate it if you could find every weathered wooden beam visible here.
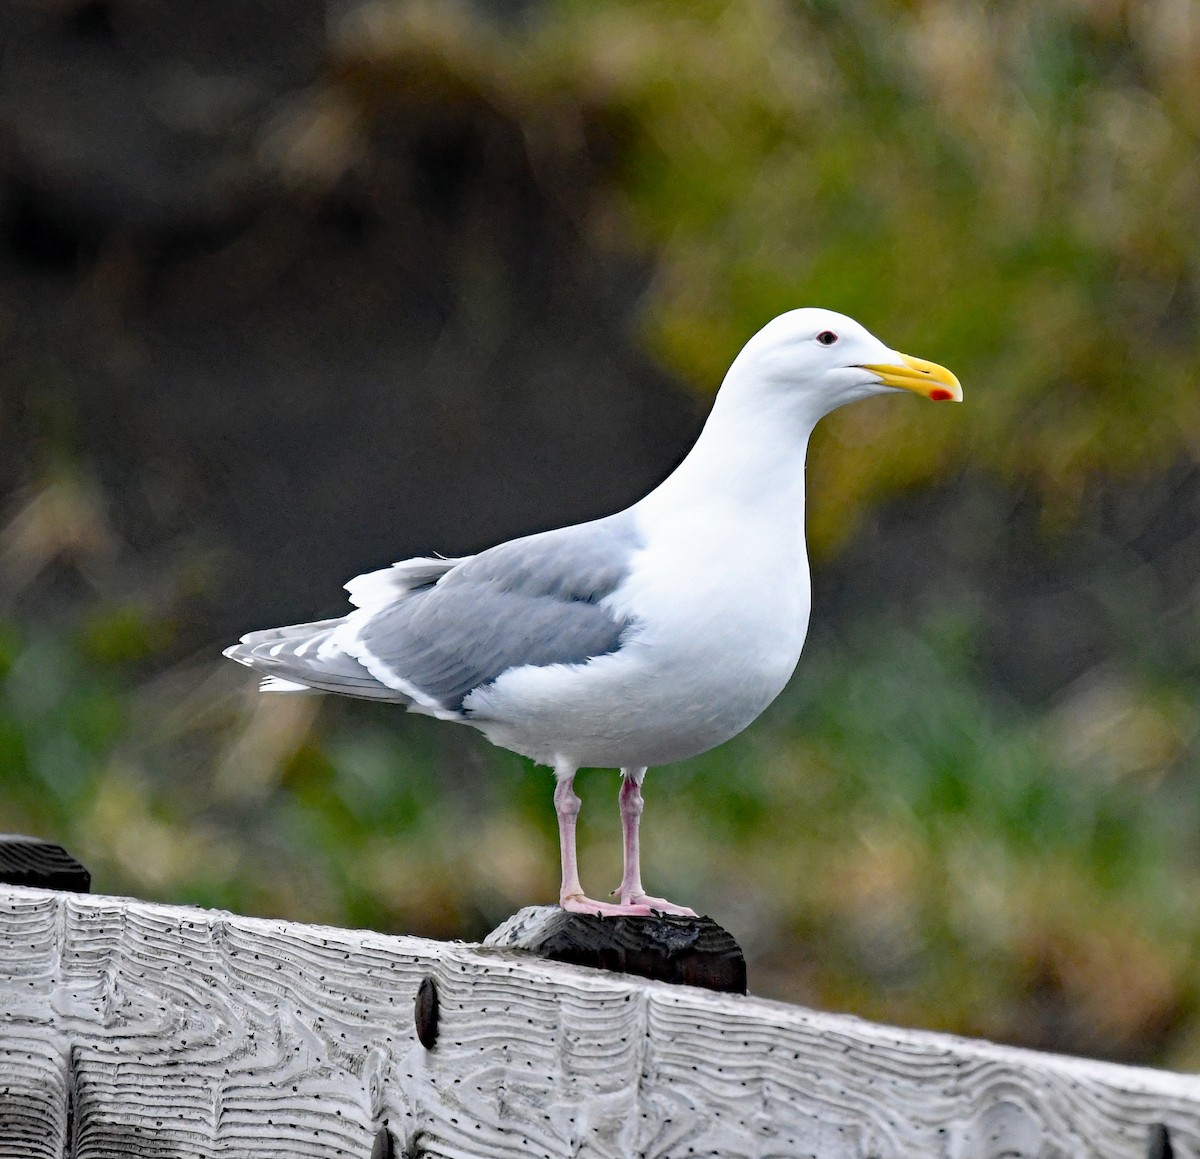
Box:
[0,835,90,894]
[0,884,1198,1158]
[485,905,747,994]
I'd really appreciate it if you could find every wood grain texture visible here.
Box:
[0,835,90,893]
[485,905,747,994]
[1,884,1198,1158]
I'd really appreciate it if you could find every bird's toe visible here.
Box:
[560,894,654,918]
[623,894,698,918]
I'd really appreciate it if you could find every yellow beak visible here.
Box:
[859,352,962,402]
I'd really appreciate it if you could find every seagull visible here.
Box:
[225,308,961,918]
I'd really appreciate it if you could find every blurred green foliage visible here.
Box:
[3,0,1200,1069]
[3,591,1199,1065]
[341,0,1200,545]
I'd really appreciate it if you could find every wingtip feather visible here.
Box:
[260,676,322,693]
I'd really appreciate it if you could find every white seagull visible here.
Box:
[225,308,961,917]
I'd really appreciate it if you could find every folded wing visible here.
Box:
[224,514,642,716]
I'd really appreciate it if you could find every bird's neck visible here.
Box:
[640,380,818,521]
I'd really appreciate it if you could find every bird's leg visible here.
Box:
[554,771,587,903]
[614,768,649,901]
[554,764,651,918]
[614,767,697,917]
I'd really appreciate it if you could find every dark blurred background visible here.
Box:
[1,0,1198,1067]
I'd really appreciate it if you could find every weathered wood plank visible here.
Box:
[0,835,90,893]
[485,905,747,993]
[0,884,1198,1158]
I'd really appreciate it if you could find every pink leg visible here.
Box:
[554,765,651,918]
[614,768,697,917]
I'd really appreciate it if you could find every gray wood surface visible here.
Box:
[0,884,1197,1158]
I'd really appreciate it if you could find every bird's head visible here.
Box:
[728,307,962,420]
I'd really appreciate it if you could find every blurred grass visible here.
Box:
[333,0,1200,548]
[2,588,1198,1065]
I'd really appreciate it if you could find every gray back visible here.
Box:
[356,515,642,711]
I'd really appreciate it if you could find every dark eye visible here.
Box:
[816,330,838,346]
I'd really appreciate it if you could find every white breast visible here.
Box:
[466,495,811,770]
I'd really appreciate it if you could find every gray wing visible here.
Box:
[349,513,642,712]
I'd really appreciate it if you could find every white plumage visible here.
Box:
[226,308,961,916]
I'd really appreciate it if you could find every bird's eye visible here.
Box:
[816,330,838,346]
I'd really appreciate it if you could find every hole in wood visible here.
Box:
[414,976,439,1049]
[1148,1123,1174,1159]
[371,1124,393,1159]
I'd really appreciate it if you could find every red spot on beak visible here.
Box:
[929,387,954,401]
